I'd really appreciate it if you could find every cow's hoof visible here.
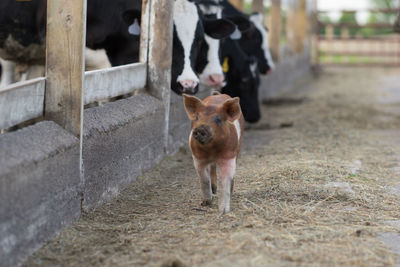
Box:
[201,200,212,206]
[212,184,217,194]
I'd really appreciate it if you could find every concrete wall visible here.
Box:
[82,93,165,209]
[0,50,311,266]
[0,122,81,267]
[260,49,311,100]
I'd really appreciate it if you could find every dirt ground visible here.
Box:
[25,68,400,266]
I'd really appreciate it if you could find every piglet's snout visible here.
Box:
[192,125,213,145]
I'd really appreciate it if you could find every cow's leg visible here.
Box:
[0,58,15,88]
[193,157,213,206]
[217,158,236,214]
[210,163,217,194]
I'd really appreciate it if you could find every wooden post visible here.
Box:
[147,0,174,151]
[269,0,281,62]
[252,0,264,13]
[139,0,151,63]
[326,25,334,63]
[295,0,307,53]
[45,0,86,136]
[286,2,296,54]
[228,0,244,11]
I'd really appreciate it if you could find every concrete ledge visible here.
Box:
[260,50,311,100]
[82,93,165,209]
[0,121,81,267]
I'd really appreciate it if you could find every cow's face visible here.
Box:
[172,0,235,95]
[172,0,203,95]
[196,1,251,89]
[240,13,275,75]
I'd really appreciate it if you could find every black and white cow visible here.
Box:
[170,0,235,94]
[220,38,261,123]
[195,0,251,88]
[193,0,274,122]
[220,0,275,74]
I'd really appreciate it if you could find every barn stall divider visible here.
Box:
[0,0,313,266]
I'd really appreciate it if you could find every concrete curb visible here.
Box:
[0,121,81,267]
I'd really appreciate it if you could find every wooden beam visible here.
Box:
[228,0,244,11]
[45,0,86,136]
[269,0,281,62]
[84,63,146,105]
[140,0,151,63]
[252,0,264,13]
[286,1,296,54]
[147,0,174,150]
[295,0,307,53]
[0,78,45,130]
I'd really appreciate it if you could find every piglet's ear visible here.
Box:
[183,94,203,120]
[222,97,241,122]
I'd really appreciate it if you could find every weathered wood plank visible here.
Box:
[269,0,281,62]
[139,0,151,63]
[84,62,146,105]
[295,0,307,54]
[0,78,45,130]
[45,0,86,136]
[251,0,264,13]
[147,0,174,151]
[228,0,244,11]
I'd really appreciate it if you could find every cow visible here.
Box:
[194,0,272,123]
[195,0,252,88]
[220,38,261,123]
[219,0,275,74]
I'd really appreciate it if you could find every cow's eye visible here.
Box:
[213,115,222,126]
[195,114,199,121]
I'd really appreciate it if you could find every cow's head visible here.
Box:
[195,0,251,89]
[172,0,235,95]
[239,13,275,75]
[220,39,261,123]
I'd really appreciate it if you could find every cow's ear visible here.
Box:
[203,18,235,39]
[225,15,251,33]
[222,97,241,122]
[183,94,203,120]
[122,9,141,25]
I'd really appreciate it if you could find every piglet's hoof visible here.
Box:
[212,184,217,194]
[201,200,212,206]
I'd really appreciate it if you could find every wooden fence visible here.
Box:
[315,5,400,67]
[0,0,173,138]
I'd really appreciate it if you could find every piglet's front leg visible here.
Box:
[217,158,236,214]
[193,157,213,206]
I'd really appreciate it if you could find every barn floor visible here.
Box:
[25,68,400,267]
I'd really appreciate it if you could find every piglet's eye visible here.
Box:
[213,115,222,125]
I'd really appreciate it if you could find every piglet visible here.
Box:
[183,92,244,214]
